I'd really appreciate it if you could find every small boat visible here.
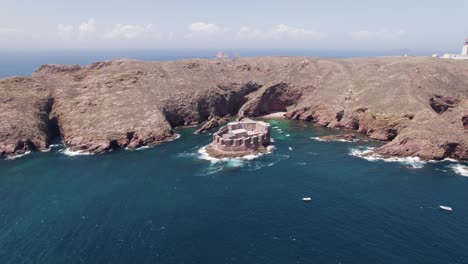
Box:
[302,197,312,202]
[286,134,290,137]
[289,147,293,150]
[439,205,453,212]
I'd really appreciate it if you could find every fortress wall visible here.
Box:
[211,121,271,153]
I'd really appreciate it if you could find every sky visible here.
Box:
[0,0,467,53]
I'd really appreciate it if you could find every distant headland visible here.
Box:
[0,56,467,161]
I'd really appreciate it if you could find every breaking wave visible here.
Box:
[449,164,468,177]
[349,146,426,169]
[41,144,62,153]
[167,134,181,142]
[311,136,356,143]
[177,145,286,175]
[6,151,31,160]
[197,145,276,163]
[60,148,94,157]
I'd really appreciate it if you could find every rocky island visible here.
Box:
[0,56,467,160]
[205,120,271,158]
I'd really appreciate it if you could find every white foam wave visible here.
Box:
[449,164,468,177]
[196,145,283,175]
[198,145,275,163]
[6,151,31,160]
[311,137,327,142]
[135,146,150,151]
[311,136,355,143]
[349,147,426,169]
[427,158,459,163]
[167,134,181,141]
[60,148,94,157]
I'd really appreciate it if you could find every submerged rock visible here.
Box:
[320,133,361,142]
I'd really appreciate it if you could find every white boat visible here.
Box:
[439,205,453,212]
[286,134,290,137]
[289,147,293,150]
[302,197,312,202]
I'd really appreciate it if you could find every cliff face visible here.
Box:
[0,57,467,160]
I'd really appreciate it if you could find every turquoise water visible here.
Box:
[1,119,467,264]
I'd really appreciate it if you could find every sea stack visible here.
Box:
[205,120,271,158]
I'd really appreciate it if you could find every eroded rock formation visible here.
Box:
[0,56,467,160]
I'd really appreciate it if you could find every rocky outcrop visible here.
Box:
[463,115,468,130]
[0,57,467,160]
[319,133,360,142]
[238,82,302,118]
[0,77,56,158]
[195,115,229,134]
[429,95,459,114]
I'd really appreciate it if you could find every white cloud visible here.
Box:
[349,29,406,41]
[78,18,97,41]
[236,24,323,41]
[0,27,17,34]
[57,24,74,40]
[237,26,265,40]
[188,22,228,34]
[272,24,323,39]
[106,24,154,39]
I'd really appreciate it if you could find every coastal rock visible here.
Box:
[195,116,224,134]
[320,133,360,142]
[0,77,56,158]
[0,57,467,161]
[429,95,459,114]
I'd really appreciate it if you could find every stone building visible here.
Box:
[206,120,271,157]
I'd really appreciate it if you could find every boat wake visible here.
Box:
[349,146,426,169]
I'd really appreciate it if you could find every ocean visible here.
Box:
[0,51,467,264]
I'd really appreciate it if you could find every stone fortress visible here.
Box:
[205,120,271,158]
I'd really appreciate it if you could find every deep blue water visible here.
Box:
[1,51,468,263]
[0,49,427,78]
[0,120,467,264]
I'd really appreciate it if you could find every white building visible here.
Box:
[462,39,468,55]
[441,39,468,60]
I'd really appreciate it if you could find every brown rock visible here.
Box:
[195,118,220,134]
[0,56,467,161]
[429,95,459,114]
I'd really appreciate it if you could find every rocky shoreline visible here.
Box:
[204,144,270,159]
[0,56,467,160]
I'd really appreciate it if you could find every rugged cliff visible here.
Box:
[0,57,467,160]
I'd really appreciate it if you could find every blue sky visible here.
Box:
[0,0,467,52]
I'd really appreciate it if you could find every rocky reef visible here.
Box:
[0,57,467,160]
